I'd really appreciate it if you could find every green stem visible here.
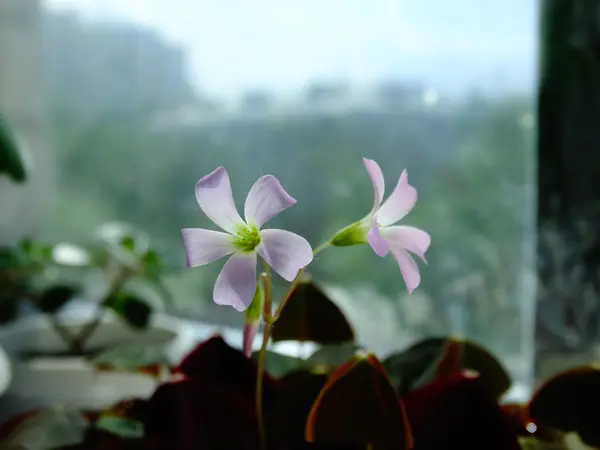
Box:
[254,240,331,449]
[71,267,131,353]
[23,294,77,352]
[263,264,272,320]
[255,320,272,450]
[255,263,273,450]
[47,314,77,351]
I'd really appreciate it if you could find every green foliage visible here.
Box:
[0,407,88,449]
[0,224,171,354]
[90,343,170,373]
[37,285,80,314]
[94,416,144,439]
[4,323,599,450]
[104,292,152,330]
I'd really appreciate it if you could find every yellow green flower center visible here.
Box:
[232,224,261,253]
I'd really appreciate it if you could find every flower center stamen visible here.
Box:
[232,224,261,253]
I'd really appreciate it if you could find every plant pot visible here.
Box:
[0,310,179,424]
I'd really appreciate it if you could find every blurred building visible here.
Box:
[43,10,196,115]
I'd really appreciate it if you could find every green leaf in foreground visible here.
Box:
[90,343,170,372]
[95,415,144,439]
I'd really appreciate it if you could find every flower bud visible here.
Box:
[330,220,369,247]
[242,282,264,357]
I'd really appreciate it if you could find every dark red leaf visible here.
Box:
[272,278,354,345]
[501,403,558,442]
[403,372,520,450]
[173,334,278,406]
[528,366,600,447]
[143,377,260,450]
[306,354,413,450]
[383,337,511,399]
[433,338,462,379]
[269,370,329,446]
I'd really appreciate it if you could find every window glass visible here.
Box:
[2,0,537,398]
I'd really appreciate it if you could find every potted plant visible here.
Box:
[0,114,181,417]
[0,114,30,404]
[0,306,589,450]
[0,158,591,449]
[0,223,179,421]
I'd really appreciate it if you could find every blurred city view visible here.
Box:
[1,1,536,390]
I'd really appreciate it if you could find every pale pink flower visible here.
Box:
[361,158,431,293]
[182,167,313,311]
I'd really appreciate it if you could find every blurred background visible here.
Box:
[1,0,542,409]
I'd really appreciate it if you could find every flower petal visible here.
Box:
[363,158,385,212]
[244,175,296,228]
[367,218,389,257]
[181,228,235,268]
[257,229,313,282]
[377,169,417,227]
[390,248,421,294]
[213,252,257,311]
[195,167,244,234]
[382,226,431,263]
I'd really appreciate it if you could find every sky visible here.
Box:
[45,0,537,98]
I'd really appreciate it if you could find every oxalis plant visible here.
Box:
[181,158,430,450]
[2,159,598,450]
[0,223,170,357]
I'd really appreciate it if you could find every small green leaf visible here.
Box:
[19,238,53,265]
[517,437,564,450]
[120,236,136,252]
[105,292,152,330]
[141,248,163,279]
[95,415,144,438]
[38,285,79,314]
[19,237,34,254]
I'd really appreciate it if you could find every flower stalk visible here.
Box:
[181,160,431,449]
[255,241,330,450]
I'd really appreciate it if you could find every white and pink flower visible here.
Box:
[182,167,313,311]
